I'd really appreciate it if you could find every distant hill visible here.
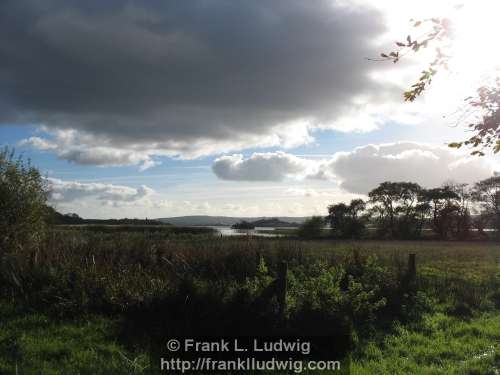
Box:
[156,215,307,227]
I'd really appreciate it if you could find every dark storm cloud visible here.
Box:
[0,0,390,160]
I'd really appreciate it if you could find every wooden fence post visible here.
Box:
[277,261,288,317]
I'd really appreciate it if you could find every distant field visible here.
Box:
[1,229,498,374]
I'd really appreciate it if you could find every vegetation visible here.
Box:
[327,199,368,239]
[1,232,499,373]
[473,176,500,234]
[0,147,48,252]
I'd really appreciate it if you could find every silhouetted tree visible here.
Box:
[422,186,458,238]
[368,182,398,238]
[472,175,500,235]
[445,182,472,240]
[368,182,423,239]
[327,199,368,239]
[420,183,472,240]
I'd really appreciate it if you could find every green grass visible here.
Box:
[352,312,500,374]
[1,305,498,374]
[0,304,148,375]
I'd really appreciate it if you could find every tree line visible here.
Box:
[324,177,500,240]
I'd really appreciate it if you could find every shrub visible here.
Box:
[0,147,48,251]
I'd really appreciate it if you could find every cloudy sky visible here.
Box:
[1,0,499,218]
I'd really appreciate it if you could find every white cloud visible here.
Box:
[327,142,496,194]
[22,130,161,171]
[211,143,497,194]
[212,152,319,181]
[138,159,162,172]
[47,178,155,206]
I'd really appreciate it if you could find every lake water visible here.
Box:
[208,226,295,237]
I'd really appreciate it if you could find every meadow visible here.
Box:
[1,227,499,374]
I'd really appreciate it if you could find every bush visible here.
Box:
[0,147,48,251]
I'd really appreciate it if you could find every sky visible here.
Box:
[1,0,499,218]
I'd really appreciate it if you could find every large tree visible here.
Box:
[327,199,367,239]
[472,175,500,234]
[368,181,424,239]
[422,186,459,239]
[422,182,472,240]
[446,182,472,240]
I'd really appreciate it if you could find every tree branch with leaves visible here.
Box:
[379,13,500,155]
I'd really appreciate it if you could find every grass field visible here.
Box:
[1,229,499,374]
